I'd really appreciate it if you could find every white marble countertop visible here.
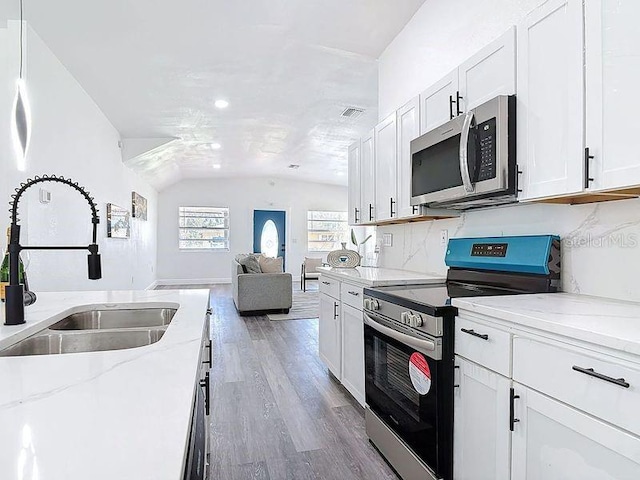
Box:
[0,289,210,480]
[317,266,445,287]
[453,293,640,357]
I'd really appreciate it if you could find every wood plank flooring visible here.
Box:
[201,284,398,480]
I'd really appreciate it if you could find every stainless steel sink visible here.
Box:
[49,308,177,330]
[0,328,166,357]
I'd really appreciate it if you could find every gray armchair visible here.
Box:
[232,259,292,315]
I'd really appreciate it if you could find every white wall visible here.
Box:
[378,0,544,119]
[0,21,157,292]
[157,177,349,283]
[376,0,640,303]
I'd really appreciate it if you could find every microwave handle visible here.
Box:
[459,111,475,193]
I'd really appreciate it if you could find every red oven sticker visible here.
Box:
[409,352,432,395]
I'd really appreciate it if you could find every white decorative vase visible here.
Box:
[327,242,361,268]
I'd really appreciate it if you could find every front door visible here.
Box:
[253,210,286,268]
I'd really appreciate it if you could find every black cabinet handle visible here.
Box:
[455,91,463,116]
[322,281,331,285]
[369,203,374,222]
[333,302,339,320]
[510,387,520,431]
[390,197,396,217]
[461,328,489,340]
[412,205,418,215]
[348,291,359,296]
[202,340,212,365]
[449,94,455,120]
[354,207,359,223]
[572,365,630,388]
[200,372,211,416]
[516,166,523,194]
[454,365,460,388]
[584,147,595,189]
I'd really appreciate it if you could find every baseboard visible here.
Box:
[156,277,231,286]
[145,280,159,290]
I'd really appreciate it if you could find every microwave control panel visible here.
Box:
[476,118,497,181]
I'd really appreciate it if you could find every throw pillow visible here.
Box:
[258,255,283,273]
[238,254,262,274]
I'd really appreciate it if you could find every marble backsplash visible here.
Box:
[376,198,640,303]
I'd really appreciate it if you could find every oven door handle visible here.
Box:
[459,110,475,193]
[364,313,437,355]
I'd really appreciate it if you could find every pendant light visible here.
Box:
[11,0,31,171]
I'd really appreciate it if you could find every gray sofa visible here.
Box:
[232,258,292,315]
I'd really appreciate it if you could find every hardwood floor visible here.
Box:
[203,284,398,480]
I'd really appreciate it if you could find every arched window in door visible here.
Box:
[260,219,279,258]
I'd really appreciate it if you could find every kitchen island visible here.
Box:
[0,289,211,480]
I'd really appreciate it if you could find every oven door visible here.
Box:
[364,312,443,476]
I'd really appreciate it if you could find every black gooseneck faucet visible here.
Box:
[4,175,102,326]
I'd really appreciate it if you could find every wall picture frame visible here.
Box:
[132,192,148,220]
[107,203,131,238]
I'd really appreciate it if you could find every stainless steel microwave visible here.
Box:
[410,95,516,210]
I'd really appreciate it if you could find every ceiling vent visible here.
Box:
[340,107,365,119]
[288,164,300,169]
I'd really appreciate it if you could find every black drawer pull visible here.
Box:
[348,291,359,296]
[322,281,331,285]
[572,365,630,389]
[461,328,489,340]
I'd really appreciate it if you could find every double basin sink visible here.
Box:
[0,307,177,357]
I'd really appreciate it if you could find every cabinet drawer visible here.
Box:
[341,283,363,310]
[319,276,340,300]
[455,316,511,377]
[513,336,640,437]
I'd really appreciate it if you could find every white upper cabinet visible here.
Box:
[360,129,376,223]
[517,0,586,201]
[374,113,398,221]
[420,69,459,134]
[585,0,640,192]
[347,141,361,225]
[458,27,516,112]
[396,96,421,219]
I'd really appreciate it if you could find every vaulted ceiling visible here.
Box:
[2,0,426,189]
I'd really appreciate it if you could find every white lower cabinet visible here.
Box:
[341,303,365,405]
[511,384,640,480]
[318,275,366,406]
[454,359,511,480]
[319,292,341,379]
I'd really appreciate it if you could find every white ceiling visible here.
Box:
[2,0,426,189]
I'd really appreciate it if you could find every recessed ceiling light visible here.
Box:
[213,164,221,169]
[210,143,221,150]
[214,99,229,109]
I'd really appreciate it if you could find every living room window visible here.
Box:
[307,210,349,252]
[178,206,230,250]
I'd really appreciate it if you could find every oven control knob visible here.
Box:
[370,300,380,311]
[401,312,410,324]
[410,314,423,327]
[363,298,371,310]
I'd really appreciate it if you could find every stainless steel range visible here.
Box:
[363,235,561,480]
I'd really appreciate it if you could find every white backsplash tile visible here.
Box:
[377,199,640,302]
